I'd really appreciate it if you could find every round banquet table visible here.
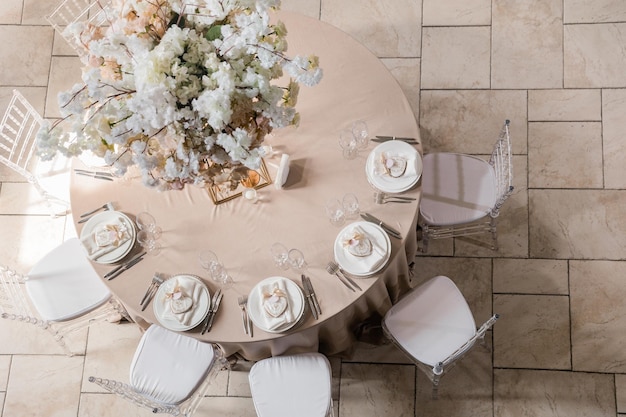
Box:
[70,11,422,361]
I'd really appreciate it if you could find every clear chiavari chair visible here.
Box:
[418,119,513,252]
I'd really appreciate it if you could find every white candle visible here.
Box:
[243,188,258,203]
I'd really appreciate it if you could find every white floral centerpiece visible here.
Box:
[37,0,322,191]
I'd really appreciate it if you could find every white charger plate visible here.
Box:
[334,221,391,277]
[247,277,305,333]
[153,274,210,332]
[79,210,136,264]
[365,140,422,193]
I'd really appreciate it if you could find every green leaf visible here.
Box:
[205,25,222,41]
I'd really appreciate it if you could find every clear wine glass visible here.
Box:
[136,211,162,239]
[270,243,290,270]
[325,198,346,226]
[288,248,308,272]
[198,250,233,288]
[352,120,369,149]
[137,230,161,255]
[338,129,358,160]
[342,193,360,219]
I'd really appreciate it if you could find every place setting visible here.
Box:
[246,276,306,334]
[365,139,423,194]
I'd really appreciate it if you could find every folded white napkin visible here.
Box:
[252,278,295,331]
[274,153,290,189]
[343,225,387,273]
[373,152,417,180]
[162,278,202,326]
[81,217,131,261]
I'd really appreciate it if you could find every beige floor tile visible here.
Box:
[529,190,626,259]
[195,396,257,416]
[454,155,528,258]
[346,341,413,365]
[564,0,626,24]
[4,355,83,417]
[528,122,603,188]
[0,214,66,272]
[0,0,21,24]
[0,319,87,355]
[423,0,491,26]
[493,294,571,369]
[81,322,143,393]
[495,369,616,417]
[0,356,9,391]
[602,89,626,189]
[22,0,59,25]
[52,31,80,56]
[412,257,492,323]
[617,374,626,413]
[228,367,253,397]
[339,363,414,417]
[565,23,626,88]
[493,258,568,295]
[381,58,421,121]
[281,0,320,18]
[0,26,54,86]
[321,0,422,58]
[571,260,626,373]
[45,56,83,119]
[78,392,158,417]
[492,0,563,88]
[421,27,490,89]
[416,339,493,417]
[419,90,527,154]
[0,182,69,215]
[528,89,601,121]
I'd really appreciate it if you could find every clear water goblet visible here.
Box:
[339,129,358,160]
[137,230,161,255]
[342,193,360,219]
[136,211,162,239]
[198,250,233,288]
[270,243,290,270]
[288,248,308,272]
[352,120,369,150]
[325,198,346,226]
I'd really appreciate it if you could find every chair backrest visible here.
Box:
[0,90,44,180]
[0,266,40,323]
[46,0,113,57]
[488,119,513,217]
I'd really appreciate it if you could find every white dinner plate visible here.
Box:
[333,221,391,277]
[365,140,422,193]
[79,210,136,264]
[247,277,305,334]
[153,274,210,332]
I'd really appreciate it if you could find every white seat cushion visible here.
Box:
[420,153,497,226]
[25,238,111,322]
[249,353,332,417]
[384,276,476,366]
[130,325,216,405]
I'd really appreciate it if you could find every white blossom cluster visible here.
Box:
[37,0,322,190]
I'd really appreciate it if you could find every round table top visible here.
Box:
[70,11,422,359]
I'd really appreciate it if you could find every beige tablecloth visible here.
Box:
[70,12,422,361]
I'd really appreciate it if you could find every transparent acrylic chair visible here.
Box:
[46,0,113,59]
[418,120,513,252]
[0,238,129,356]
[0,89,70,217]
[382,275,498,399]
[89,324,228,416]
[248,353,334,417]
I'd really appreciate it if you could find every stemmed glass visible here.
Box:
[342,193,360,219]
[137,230,161,255]
[198,250,234,288]
[352,120,369,150]
[339,129,358,160]
[270,243,290,270]
[288,248,308,272]
[325,198,346,226]
[136,212,162,239]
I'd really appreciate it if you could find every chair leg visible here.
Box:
[489,216,498,251]
[419,225,429,253]
[431,374,441,400]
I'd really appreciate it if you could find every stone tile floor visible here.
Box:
[1,0,626,416]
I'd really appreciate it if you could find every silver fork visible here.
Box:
[78,202,114,223]
[237,295,251,336]
[140,274,164,311]
[326,261,358,292]
[374,191,415,204]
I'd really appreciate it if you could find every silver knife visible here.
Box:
[301,275,318,319]
[202,289,222,334]
[304,275,322,316]
[75,171,115,181]
[107,255,145,280]
[104,251,146,279]
[74,169,114,177]
[373,136,417,143]
[337,268,362,291]
[361,213,402,239]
